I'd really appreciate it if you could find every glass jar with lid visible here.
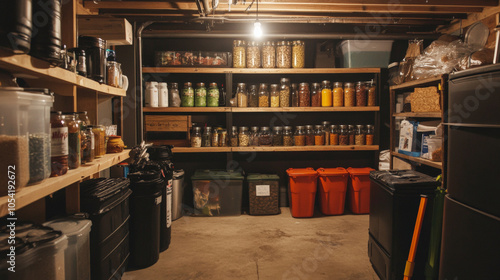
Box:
[344,82,355,107]
[314,125,325,145]
[270,84,280,107]
[283,126,293,146]
[321,80,332,107]
[339,125,349,146]
[202,126,212,147]
[259,126,272,146]
[305,125,315,145]
[299,83,310,107]
[333,82,344,107]
[50,111,69,177]
[248,84,259,107]
[294,126,306,146]
[279,78,290,107]
[366,125,374,145]
[190,127,202,147]
[92,125,106,158]
[181,82,194,107]
[329,125,339,145]
[356,81,367,106]
[348,125,355,145]
[246,41,261,68]
[211,128,220,147]
[311,83,321,107]
[272,126,283,146]
[62,113,80,169]
[276,41,291,68]
[195,82,207,107]
[292,40,305,68]
[355,125,366,145]
[230,126,239,147]
[207,82,219,107]
[233,40,246,68]
[367,81,377,106]
[218,129,228,147]
[250,126,260,146]
[169,82,180,107]
[322,121,330,145]
[291,83,299,107]
[83,126,95,163]
[236,83,248,107]
[258,83,269,107]
[262,41,276,68]
[238,126,249,147]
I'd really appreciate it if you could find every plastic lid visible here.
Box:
[247,174,280,181]
[347,167,375,176]
[43,218,92,238]
[317,167,348,176]
[191,169,244,180]
[128,170,161,182]
[173,169,185,179]
[286,168,318,177]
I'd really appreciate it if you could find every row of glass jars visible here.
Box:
[234,80,376,107]
[181,82,220,107]
[190,123,374,147]
[233,40,305,69]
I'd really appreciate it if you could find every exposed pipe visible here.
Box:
[136,21,154,143]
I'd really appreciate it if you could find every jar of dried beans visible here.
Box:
[233,40,246,68]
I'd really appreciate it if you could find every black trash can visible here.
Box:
[128,170,163,269]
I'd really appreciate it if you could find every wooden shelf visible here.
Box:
[172,145,379,153]
[142,67,381,74]
[0,50,126,97]
[143,107,231,112]
[144,106,379,113]
[393,112,442,118]
[0,150,131,217]
[391,151,442,169]
[390,76,442,91]
[172,147,232,153]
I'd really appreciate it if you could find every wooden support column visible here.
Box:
[65,182,80,214]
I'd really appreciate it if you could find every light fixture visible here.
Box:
[253,0,262,38]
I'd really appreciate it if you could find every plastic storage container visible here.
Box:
[317,168,349,215]
[286,168,318,218]
[346,167,375,214]
[339,40,393,68]
[44,217,92,280]
[191,170,244,216]
[247,174,280,215]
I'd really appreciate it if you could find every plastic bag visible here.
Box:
[457,48,494,71]
[398,40,423,83]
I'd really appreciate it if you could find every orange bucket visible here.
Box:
[317,168,349,215]
[347,167,375,214]
[286,168,318,218]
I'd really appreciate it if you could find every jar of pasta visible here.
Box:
[246,41,261,68]
[233,40,246,68]
[276,41,291,68]
[311,83,321,107]
[333,82,343,107]
[344,82,355,107]
[292,40,305,68]
[356,81,367,106]
[259,83,269,107]
[270,84,280,107]
[321,80,332,107]
[262,41,275,68]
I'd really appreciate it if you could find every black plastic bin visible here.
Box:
[368,170,438,280]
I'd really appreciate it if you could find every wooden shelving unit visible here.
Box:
[391,151,442,169]
[143,107,231,113]
[142,67,381,74]
[393,112,441,118]
[143,106,379,113]
[173,145,379,153]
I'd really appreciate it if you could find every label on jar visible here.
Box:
[256,185,271,196]
[51,127,68,157]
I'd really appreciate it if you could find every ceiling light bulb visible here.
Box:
[254,21,262,38]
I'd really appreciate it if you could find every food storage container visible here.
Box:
[305,125,315,146]
[207,82,219,107]
[238,126,249,147]
[286,168,318,218]
[314,125,325,145]
[195,82,207,107]
[299,82,310,107]
[262,41,276,68]
[247,174,280,215]
[322,121,331,145]
[355,125,366,145]
[276,41,291,68]
[236,83,248,107]
[279,78,290,107]
[181,82,194,107]
[250,126,260,146]
[270,84,280,107]
[321,80,332,107]
[272,126,283,146]
[233,40,246,68]
[294,126,306,146]
[202,127,212,147]
[368,81,377,106]
[291,83,299,107]
[348,125,356,145]
[317,168,349,215]
[190,127,202,147]
[339,125,349,145]
[333,82,344,107]
[259,127,272,146]
[247,84,258,107]
[246,41,261,68]
[339,40,394,68]
[366,125,374,145]
[63,113,81,169]
[344,82,355,107]
[283,126,293,146]
[230,126,239,147]
[347,167,375,214]
[258,83,269,107]
[356,81,367,106]
[311,82,321,107]
[292,40,305,68]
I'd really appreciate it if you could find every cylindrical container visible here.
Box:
[83,127,94,163]
[246,41,261,68]
[291,83,299,107]
[250,126,260,146]
[259,127,272,146]
[279,78,290,107]
[172,169,185,221]
[262,41,275,68]
[0,0,32,53]
[276,41,291,68]
[283,126,293,146]
[258,83,269,107]
[78,36,107,83]
[211,128,219,147]
[31,0,62,64]
[299,82,310,107]
[305,125,315,146]
[169,82,180,107]
[329,125,339,145]
[190,127,202,147]
[50,111,68,177]
[202,127,211,147]
[368,82,377,106]
[311,83,321,107]
[286,168,318,218]
[344,82,355,107]
[321,80,333,107]
[238,126,249,147]
[272,126,283,146]
[73,48,87,76]
[333,82,344,107]
[107,61,121,87]
[207,82,219,107]
[181,82,194,107]
[317,168,349,215]
[294,126,306,146]
[339,125,349,146]
[270,84,280,107]
[106,137,124,154]
[158,82,169,107]
[292,40,305,68]
[322,121,330,145]
[218,129,228,147]
[314,125,325,145]
[233,40,246,68]
[195,82,207,107]
[355,125,366,145]
[63,113,80,169]
[366,124,374,145]
[237,83,248,107]
[247,174,280,215]
[145,81,159,107]
[248,84,259,107]
[348,125,355,145]
[356,81,367,106]
[92,125,105,158]
[230,126,239,147]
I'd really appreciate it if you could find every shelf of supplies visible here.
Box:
[393,112,442,118]
[391,151,442,169]
[0,150,131,217]
[143,107,231,112]
[389,76,442,91]
[142,67,381,74]
[143,106,379,113]
[0,50,126,97]
[172,145,379,153]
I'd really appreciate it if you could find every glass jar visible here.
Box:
[276,41,291,68]
[305,125,315,146]
[348,125,355,145]
[322,121,330,145]
[195,82,207,107]
[248,84,259,107]
[92,125,106,158]
[250,126,260,146]
[63,113,80,169]
[218,129,228,147]
[279,78,290,107]
[258,83,269,107]
[145,81,158,107]
[329,125,339,145]
[75,48,86,76]
[368,82,377,106]
[321,80,332,107]
[107,61,121,87]
[356,81,367,106]
[355,125,366,145]
[270,84,280,107]
[202,126,212,147]
[181,82,194,107]
[211,128,220,147]
[230,126,239,147]
[291,83,299,107]
[237,83,248,107]
[233,40,246,68]
[366,124,374,145]
[238,126,249,147]
[259,127,272,146]
[272,126,283,146]
[83,126,94,163]
[50,111,68,177]
[344,82,355,107]
[314,125,325,145]
[283,126,293,146]
[262,41,276,68]
[339,125,349,146]
[246,41,261,68]
[311,83,321,107]
[294,126,306,146]
[333,82,344,107]
[299,83,310,107]
[191,127,202,147]
[207,82,219,107]
[170,82,180,107]
[292,40,305,68]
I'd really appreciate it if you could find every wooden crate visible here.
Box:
[144,115,192,147]
[78,17,133,45]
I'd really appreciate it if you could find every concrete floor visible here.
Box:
[123,208,378,280]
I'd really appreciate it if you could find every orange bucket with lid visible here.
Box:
[286,168,318,218]
[317,167,349,215]
[347,167,375,214]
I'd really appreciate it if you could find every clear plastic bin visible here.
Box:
[340,40,393,68]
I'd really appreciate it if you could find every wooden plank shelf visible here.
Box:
[389,76,442,91]
[391,151,442,169]
[0,50,126,97]
[393,112,442,118]
[172,147,232,153]
[143,107,231,112]
[142,67,381,74]
[0,150,130,217]
[144,106,379,113]
[172,145,379,153]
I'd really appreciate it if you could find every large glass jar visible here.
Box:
[181,82,194,107]
[259,127,272,146]
[50,111,68,177]
[276,41,291,68]
[211,128,220,147]
[250,126,260,146]
[368,82,377,106]
[339,125,349,146]
[314,125,325,146]
[233,40,246,68]
[311,83,321,107]
[279,78,290,107]
[107,61,121,87]
[218,129,228,147]
[262,41,275,68]
[258,83,269,107]
[236,83,248,107]
[322,121,330,145]
[195,82,207,107]
[230,126,239,147]
[83,127,94,163]
[321,80,332,107]
[291,83,299,107]
[246,41,261,68]
[283,126,293,146]
[272,126,283,146]
[344,82,355,107]
[238,126,249,147]
[292,40,305,68]
[329,125,339,145]
[248,84,259,107]
[348,125,355,145]
[305,125,315,145]
[63,113,80,169]
[355,125,366,145]
[202,126,212,147]
[294,126,306,146]
[270,84,280,107]
[190,127,202,147]
[333,82,344,107]
[299,82,310,107]
[92,125,106,158]
[207,83,219,107]
[366,125,374,145]
[169,82,180,107]
[356,81,367,106]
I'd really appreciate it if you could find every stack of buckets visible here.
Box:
[286,167,374,218]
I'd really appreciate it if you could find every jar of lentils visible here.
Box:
[283,126,293,146]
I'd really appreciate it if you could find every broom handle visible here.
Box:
[403,195,428,280]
